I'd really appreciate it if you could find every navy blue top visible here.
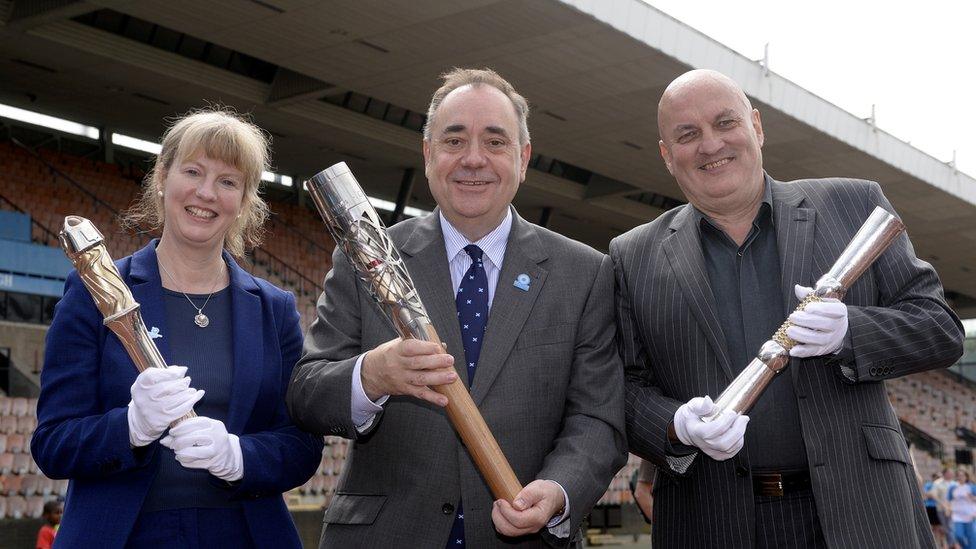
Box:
[694,183,809,472]
[141,284,239,512]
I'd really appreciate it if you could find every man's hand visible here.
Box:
[360,338,456,406]
[492,480,565,537]
[673,396,749,461]
[787,285,849,358]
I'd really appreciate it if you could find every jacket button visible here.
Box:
[442,503,455,515]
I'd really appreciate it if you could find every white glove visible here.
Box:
[161,416,243,482]
[127,366,205,447]
[673,396,749,461]
[787,285,849,358]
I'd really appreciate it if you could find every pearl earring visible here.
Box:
[157,190,163,197]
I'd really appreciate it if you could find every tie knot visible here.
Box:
[464,244,484,261]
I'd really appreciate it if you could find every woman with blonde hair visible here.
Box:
[32,108,323,548]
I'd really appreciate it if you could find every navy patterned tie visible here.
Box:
[446,245,489,548]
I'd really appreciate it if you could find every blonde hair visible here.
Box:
[123,108,271,258]
[423,67,530,146]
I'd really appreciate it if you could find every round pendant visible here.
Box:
[194,313,209,328]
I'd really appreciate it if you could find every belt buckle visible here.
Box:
[759,475,784,497]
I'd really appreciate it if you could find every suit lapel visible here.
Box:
[399,210,468,385]
[663,206,734,381]
[769,177,816,384]
[226,252,263,433]
[470,213,547,405]
[128,241,171,363]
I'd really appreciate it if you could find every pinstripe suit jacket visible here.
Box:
[610,176,964,549]
[288,208,627,548]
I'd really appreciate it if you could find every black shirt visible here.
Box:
[693,184,809,472]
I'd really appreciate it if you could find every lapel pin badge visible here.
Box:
[148,326,162,340]
[513,273,531,292]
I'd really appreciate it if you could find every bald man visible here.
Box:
[611,69,963,548]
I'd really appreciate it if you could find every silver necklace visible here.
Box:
[157,258,224,328]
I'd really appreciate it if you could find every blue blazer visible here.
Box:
[32,241,324,548]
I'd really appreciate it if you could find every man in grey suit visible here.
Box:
[612,69,965,548]
[288,68,627,547]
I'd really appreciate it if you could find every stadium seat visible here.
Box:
[12,453,30,475]
[0,434,5,454]
[0,416,15,435]
[20,473,38,496]
[0,397,9,415]
[6,495,26,519]
[6,433,24,453]
[4,474,22,496]
[16,416,36,434]
[26,495,45,519]
[0,454,12,474]
[36,476,53,496]
[0,496,6,519]
[10,398,28,417]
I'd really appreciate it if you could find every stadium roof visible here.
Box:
[1,0,974,315]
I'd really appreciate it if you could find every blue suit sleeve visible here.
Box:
[30,272,157,480]
[232,291,324,498]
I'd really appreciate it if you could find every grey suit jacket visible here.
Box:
[610,176,964,549]
[288,208,627,548]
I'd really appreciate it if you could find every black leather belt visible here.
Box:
[752,470,811,497]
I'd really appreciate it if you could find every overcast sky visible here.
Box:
[644,0,975,177]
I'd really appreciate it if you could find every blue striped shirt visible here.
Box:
[439,208,512,310]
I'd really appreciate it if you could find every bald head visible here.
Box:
[654,69,766,218]
[657,70,754,137]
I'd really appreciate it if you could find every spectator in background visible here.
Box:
[951,470,975,548]
[933,467,961,549]
[35,500,61,549]
[926,472,948,547]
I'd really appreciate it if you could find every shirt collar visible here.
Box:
[439,207,513,270]
[691,178,774,229]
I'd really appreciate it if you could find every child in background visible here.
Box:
[36,500,62,549]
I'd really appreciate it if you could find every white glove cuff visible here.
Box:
[213,433,244,482]
[127,401,154,447]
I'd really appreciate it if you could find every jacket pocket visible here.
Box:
[322,493,387,525]
[861,423,910,464]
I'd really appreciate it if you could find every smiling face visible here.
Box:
[158,153,245,254]
[423,84,531,241]
[657,70,766,215]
